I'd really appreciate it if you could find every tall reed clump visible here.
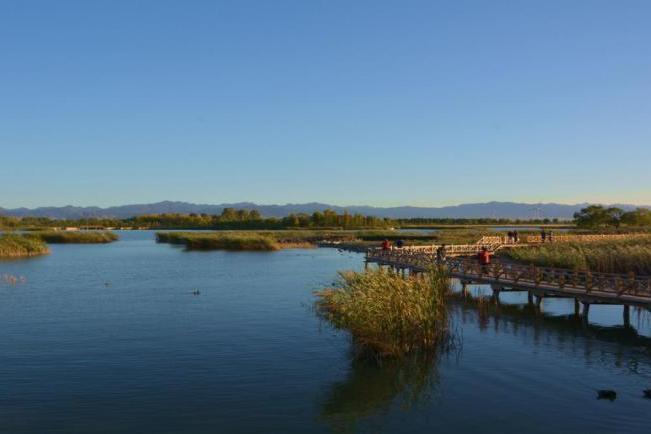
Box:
[32,231,118,244]
[315,267,451,358]
[156,232,280,251]
[0,234,50,258]
[502,239,651,275]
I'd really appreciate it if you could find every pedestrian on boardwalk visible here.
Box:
[396,239,404,249]
[381,239,391,251]
[436,244,447,264]
[540,228,547,243]
[513,230,519,243]
[548,231,553,243]
[477,246,493,275]
[507,231,514,243]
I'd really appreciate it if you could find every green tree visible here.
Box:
[573,205,624,228]
[620,208,651,227]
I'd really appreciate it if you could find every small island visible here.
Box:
[0,234,50,258]
[0,231,118,259]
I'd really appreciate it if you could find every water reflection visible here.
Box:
[453,294,651,374]
[319,352,442,433]
[319,288,651,433]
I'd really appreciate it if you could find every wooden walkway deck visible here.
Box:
[366,249,651,309]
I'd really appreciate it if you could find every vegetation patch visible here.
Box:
[501,239,651,275]
[157,232,281,251]
[0,234,50,258]
[32,231,118,244]
[315,268,452,358]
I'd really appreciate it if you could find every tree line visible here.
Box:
[0,208,393,230]
[573,205,651,228]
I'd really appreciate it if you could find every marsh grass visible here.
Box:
[0,234,50,258]
[315,267,452,358]
[157,232,281,251]
[32,231,118,244]
[502,239,651,275]
[156,228,530,252]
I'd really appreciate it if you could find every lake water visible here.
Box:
[1,231,650,433]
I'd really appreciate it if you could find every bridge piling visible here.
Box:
[581,302,591,322]
[623,305,631,328]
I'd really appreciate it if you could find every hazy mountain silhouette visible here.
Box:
[1,201,648,220]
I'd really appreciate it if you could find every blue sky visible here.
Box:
[1,0,650,208]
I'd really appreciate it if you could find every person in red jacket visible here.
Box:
[381,239,392,251]
[478,247,493,274]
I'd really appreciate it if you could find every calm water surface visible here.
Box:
[1,231,650,433]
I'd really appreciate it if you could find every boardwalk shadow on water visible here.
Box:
[454,294,651,351]
[452,293,651,376]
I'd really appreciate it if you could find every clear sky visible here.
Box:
[1,0,650,208]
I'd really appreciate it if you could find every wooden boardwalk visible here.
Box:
[366,248,651,311]
[392,233,651,258]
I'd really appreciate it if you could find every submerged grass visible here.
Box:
[31,231,118,244]
[0,234,50,258]
[315,267,451,358]
[502,239,651,275]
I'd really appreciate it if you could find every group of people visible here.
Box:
[380,239,448,263]
[540,228,554,243]
[379,238,492,273]
[381,239,405,250]
[506,230,520,243]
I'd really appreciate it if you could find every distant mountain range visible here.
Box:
[1,201,649,220]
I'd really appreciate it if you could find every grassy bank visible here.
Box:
[157,232,283,251]
[501,239,651,275]
[32,231,118,244]
[315,268,451,358]
[156,228,548,252]
[156,230,438,251]
[0,234,50,258]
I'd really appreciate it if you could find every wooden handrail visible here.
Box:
[366,249,651,299]
[525,233,651,244]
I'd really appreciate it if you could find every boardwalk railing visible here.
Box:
[366,249,651,304]
[387,233,651,257]
[525,233,651,244]
[379,244,494,256]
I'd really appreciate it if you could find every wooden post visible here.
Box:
[493,288,500,304]
[623,305,631,328]
[574,298,580,317]
[527,291,534,306]
[581,302,590,322]
[535,295,543,309]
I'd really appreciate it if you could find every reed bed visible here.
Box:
[315,267,451,358]
[156,228,520,252]
[32,231,118,244]
[0,234,50,258]
[157,232,281,251]
[502,239,651,275]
